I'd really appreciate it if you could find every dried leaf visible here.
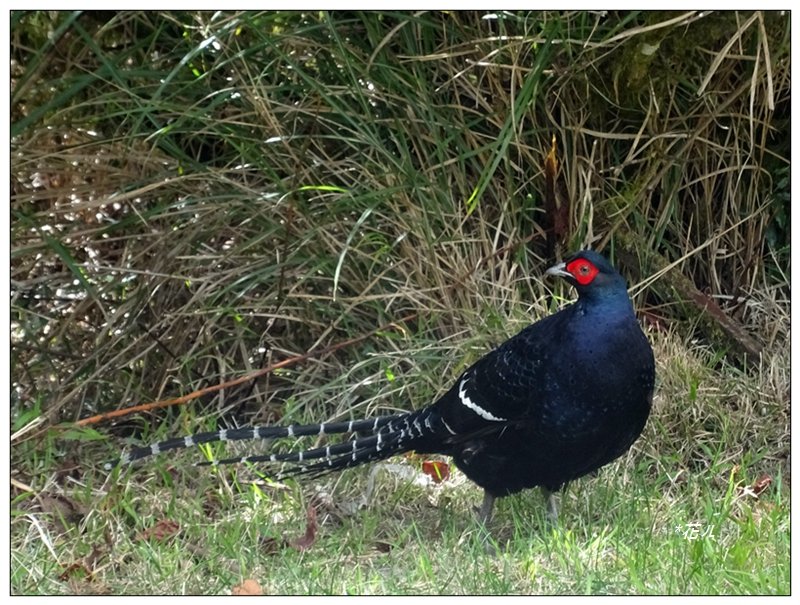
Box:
[136,519,180,542]
[544,134,558,184]
[751,474,772,496]
[288,505,318,551]
[259,506,319,555]
[84,544,106,570]
[421,460,450,483]
[58,562,93,582]
[39,493,85,531]
[232,579,263,595]
[542,134,570,254]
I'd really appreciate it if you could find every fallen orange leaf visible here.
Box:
[421,460,450,483]
[232,579,263,595]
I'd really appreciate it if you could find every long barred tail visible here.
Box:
[104,408,444,475]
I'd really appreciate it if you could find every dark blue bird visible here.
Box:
[106,250,655,525]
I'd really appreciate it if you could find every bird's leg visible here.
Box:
[475,491,500,555]
[541,486,559,525]
[477,491,495,526]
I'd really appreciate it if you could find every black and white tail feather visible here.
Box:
[105,409,445,481]
[105,356,543,526]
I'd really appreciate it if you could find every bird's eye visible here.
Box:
[566,258,599,285]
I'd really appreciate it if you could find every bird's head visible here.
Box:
[545,250,629,302]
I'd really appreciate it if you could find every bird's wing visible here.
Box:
[432,311,565,440]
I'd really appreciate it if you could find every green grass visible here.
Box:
[10,10,790,595]
[11,453,789,594]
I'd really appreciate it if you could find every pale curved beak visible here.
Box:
[545,261,570,279]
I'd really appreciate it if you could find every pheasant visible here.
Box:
[105,250,655,525]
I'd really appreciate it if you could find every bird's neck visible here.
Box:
[575,289,635,320]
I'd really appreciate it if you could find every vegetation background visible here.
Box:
[10,10,790,595]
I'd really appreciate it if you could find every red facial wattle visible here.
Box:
[566,258,599,286]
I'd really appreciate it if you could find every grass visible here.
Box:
[10,10,790,595]
[10,323,790,595]
[11,457,789,594]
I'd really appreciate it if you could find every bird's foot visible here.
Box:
[473,491,502,555]
[541,486,559,526]
[476,491,495,526]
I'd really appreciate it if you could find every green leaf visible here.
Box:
[60,426,108,442]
